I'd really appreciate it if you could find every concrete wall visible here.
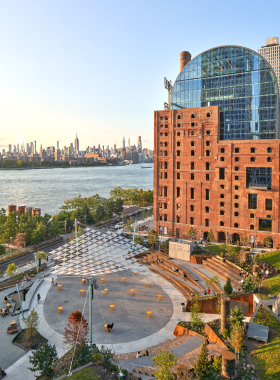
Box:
[169,240,194,261]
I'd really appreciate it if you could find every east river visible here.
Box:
[0,164,154,215]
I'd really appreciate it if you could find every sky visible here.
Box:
[0,0,279,151]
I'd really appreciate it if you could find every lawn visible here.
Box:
[70,367,99,380]
[259,250,280,268]
[251,332,280,380]
[253,305,280,332]
[263,274,280,296]
[202,244,225,254]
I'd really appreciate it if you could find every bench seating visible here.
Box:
[7,326,18,334]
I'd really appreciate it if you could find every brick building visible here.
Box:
[153,46,280,248]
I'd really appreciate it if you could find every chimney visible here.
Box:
[180,51,191,72]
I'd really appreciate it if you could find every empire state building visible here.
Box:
[74,134,79,153]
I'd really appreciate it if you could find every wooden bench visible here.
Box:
[7,326,18,334]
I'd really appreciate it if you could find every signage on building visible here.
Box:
[250,236,255,244]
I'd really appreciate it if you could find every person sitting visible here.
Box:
[2,307,6,318]
[136,351,142,358]
[146,350,149,356]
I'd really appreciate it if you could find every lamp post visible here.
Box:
[16,283,25,321]
[89,277,93,347]
[64,220,67,234]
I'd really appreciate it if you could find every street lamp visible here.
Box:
[84,215,86,225]
[64,220,67,234]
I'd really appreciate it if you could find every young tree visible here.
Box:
[194,341,212,380]
[264,235,273,248]
[75,340,92,365]
[125,219,131,230]
[147,229,159,247]
[190,297,203,326]
[162,239,171,254]
[224,276,233,295]
[230,306,244,327]
[13,232,26,252]
[241,275,256,293]
[241,230,248,246]
[64,311,89,347]
[152,349,177,380]
[215,297,221,314]
[31,222,47,246]
[0,244,5,255]
[205,275,221,294]
[188,226,195,239]
[28,343,58,377]
[24,308,39,337]
[6,263,18,277]
[207,229,214,242]
[230,324,244,357]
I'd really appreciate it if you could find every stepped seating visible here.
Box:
[202,258,241,290]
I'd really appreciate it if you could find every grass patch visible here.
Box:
[259,250,280,268]
[202,245,225,254]
[254,305,280,332]
[263,274,280,296]
[252,332,280,380]
[0,264,46,291]
[70,367,99,380]
[255,293,271,300]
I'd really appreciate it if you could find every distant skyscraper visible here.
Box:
[137,136,142,153]
[128,138,130,151]
[122,137,125,149]
[57,141,59,149]
[74,134,79,152]
[17,143,19,153]
[34,140,36,154]
[114,144,116,153]
[258,37,280,88]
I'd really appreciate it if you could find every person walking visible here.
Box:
[37,293,41,303]
[207,287,210,295]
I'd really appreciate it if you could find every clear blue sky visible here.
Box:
[0,0,279,151]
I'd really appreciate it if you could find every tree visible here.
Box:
[75,340,92,365]
[264,235,273,248]
[194,341,212,380]
[224,276,233,295]
[212,357,222,372]
[241,275,256,293]
[207,229,214,242]
[31,222,47,245]
[49,219,61,238]
[147,229,159,247]
[230,324,244,355]
[13,232,26,252]
[125,219,131,230]
[64,311,89,347]
[24,308,39,337]
[0,244,6,255]
[215,297,221,314]
[6,263,18,277]
[152,349,177,380]
[141,209,146,220]
[162,238,171,254]
[188,226,195,239]
[28,343,58,377]
[190,296,203,326]
[168,229,175,237]
[241,230,248,246]
[230,305,244,327]
[205,275,221,294]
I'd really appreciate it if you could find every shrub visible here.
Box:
[222,328,229,338]
[224,276,233,295]
[212,356,221,371]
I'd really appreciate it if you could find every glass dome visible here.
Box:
[171,46,278,140]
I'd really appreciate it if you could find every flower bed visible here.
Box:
[14,329,47,350]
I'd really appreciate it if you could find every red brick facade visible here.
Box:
[153,106,280,249]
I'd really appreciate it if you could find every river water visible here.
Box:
[0,164,154,215]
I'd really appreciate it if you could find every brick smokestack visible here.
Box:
[180,51,191,72]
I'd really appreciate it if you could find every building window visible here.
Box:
[190,205,194,212]
[191,122,195,127]
[235,148,240,153]
[206,141,210,146]
[206,112,210,118]
[220,157,225,162]
[176,187,180,198]
[177,162,180,169]
[267,157,272,162]
[206,174,209,181]
[177,216,180,223]
[191,188,194,199]
[267,215,272,218]
[164,186,167,197]
[164,151,168,156]
[234,203,239,208]
[206,162,210,170]
[191,150,195,156]
[220,202,224,207]
[191,162,194,170]
[159,202,162,209]
[164,162,168,169]
[234,223,238,228]
[164,142,168,147]
[177,172,180,179]
[205,219,209,227]
[164,172,167,179]
[159,214,162,221]
[235,166,239,171]
[250,225,254,230]
[206,130,210,135]
[191,141,195,146]
[190,217,194,225]
[160,142,163,147]
[265,199,272,211]
[248,194,257,209]
[267,147,272,153]
[219,168,225,180]
[250,157,255,162]
[165,124,168,129]
[235,157,239,162]
[177,141,180,147]
[177,132,180,136]
[221,148,225,153]
[176,204,180,211]
[165,116,168,120]
[235,185,239,190]
[220,194,224,198]
[177,123,181,127]
[235,176,239,180]
[177,150,180,156]
[191,131,194,135]
[191,173,194,180]
[234,195,239,199]
[159,151,163,156]
[234,212,238,216]
[160,172,162,179]
[160,116,163,120]
[160,133,163,137]
[259,219,272,232]
[250,213,254,218]
[251,148,255,153]
[206,150,210,156]
[165,132,168,136]
[220,210,224,215]
[191,114,195,118]
[177,115,181,120]
[164,214,167,221]
[205,206,209,213]
[246,167,271,189]
[160,162,163,169]
[205,189,209,200]
[164,203,167,209]
[220,185,225,190]
[220,221,224,226]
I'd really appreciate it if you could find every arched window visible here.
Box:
[177,172,180,179]
[250,225,254,230]
[177,216,180,223]
[220,202,224,207]
[206,112,210,118]
[251,147,255,153]
[220,194,224,198]
[160,142,163,147]
[191,141,195,146]
[177,150,180,157]
[190,217,194,225]
[205,189,209,200]
[191,150,195,156]
[235,185,239,190]
[159,151,163,156]
[235,148,240,153]
[165,116,168,120]
[191,173,194,180]
[177,123,181,128]
[190,205,194,212]
[191,188,194,199]
[206,162,210,170]
[191,122,195,127]
[205,219,209,227]
[220,221,224,226]
[206,130,210,135]
[250,213,255,218]
[268,147,272,153]
[164,172,167,179]
[205,206,209,213]
[164,150,168,156]
[160,133,163,136]
[235,166,239,171]
[176,162,180,169]
[191,162,194,170]
[221,148,225,153]
[164,214,167,221]
[163,203,167,209]
[220,185,224,189]
[206,141,210,146]
[177,132,180,136]
[191,114,195,118]
[220,157,225,161]
[177,141,180,147]
[234,203,239,208]
[234,212,238,216]
[164,142,168,147]
[176,187,180,198]
[235,157,239,162]
[234,223,238,228]
[160,162,163,169]
[164,162,168,169]
[250,157,255,162]
[206,150,210,156]
[267,157,272,162]
[164,187,167,197]
[177,115,181,120]
[234,195,239,199]
[220,210,224,215]
[165,132,168,136]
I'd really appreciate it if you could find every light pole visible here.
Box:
[16,283,25,321]
[89,278,93,347]
[64,220,67,234]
